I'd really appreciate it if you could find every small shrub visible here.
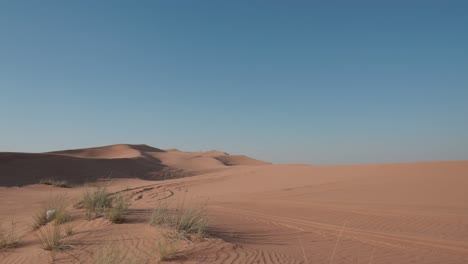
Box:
[0,222,19,250]
[83,188,112,220]
[106,195,130,224]
[37,225,69,251]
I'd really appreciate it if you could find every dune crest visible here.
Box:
[49,144,165,159]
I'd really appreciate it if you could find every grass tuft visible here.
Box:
[83,188,112,220]
[158,240,177,261]
[0,222,19,250]
[54,205,71,226]
[37,225,69,251]
[33,196,70,229]
[149,207,171,226]
[106,195,130,224]
[150,204,206,236]
[174,207,206,235]
[33,208,50,229]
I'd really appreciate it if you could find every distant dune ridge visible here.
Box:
[0,144,269,186]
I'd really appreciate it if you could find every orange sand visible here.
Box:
[1,144,467,263]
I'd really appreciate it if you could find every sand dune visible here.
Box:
[0,144,267,186]
[49,144,165,159]
[0,151,168,186]
[215,155,269,166]
[1,145,467,263]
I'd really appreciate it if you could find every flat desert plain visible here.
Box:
[1,144,468,263]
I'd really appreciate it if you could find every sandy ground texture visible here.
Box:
[1,145,468,263]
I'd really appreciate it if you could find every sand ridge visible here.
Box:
[0,144,268,186]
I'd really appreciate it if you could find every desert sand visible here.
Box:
[1,144,468,263]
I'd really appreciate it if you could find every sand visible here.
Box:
[1,144,467,263]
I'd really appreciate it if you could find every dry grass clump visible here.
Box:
[82,188,131,223]
[83,188,113,220]
[106,195,130,224]
[149,207,171,226]
[33,208,50,229]
[33,196,70,229]
[158,239,178,261]
[40,179,71,188]
[54,206,71,226]
[0,222,19,250]
[150,203,206,236]
[174,208,206,235]
[37,225,70,251]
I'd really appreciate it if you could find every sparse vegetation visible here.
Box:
[54,204,71,226]
[150,203,206,236]
[83,188,112,220]
[149,207,171,226]
[0,222,19,250]
[40,179,71,188]
[106,195,130,224]
[174,207,206,235]
[82,188,131,223]
[33,196,70,229]
[33,207,50,229]
[37,225,69,251]
[158,240,177,261]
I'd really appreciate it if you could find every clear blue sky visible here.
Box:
[1,1,467,165]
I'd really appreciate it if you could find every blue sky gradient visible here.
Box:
[1,1,467,164]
